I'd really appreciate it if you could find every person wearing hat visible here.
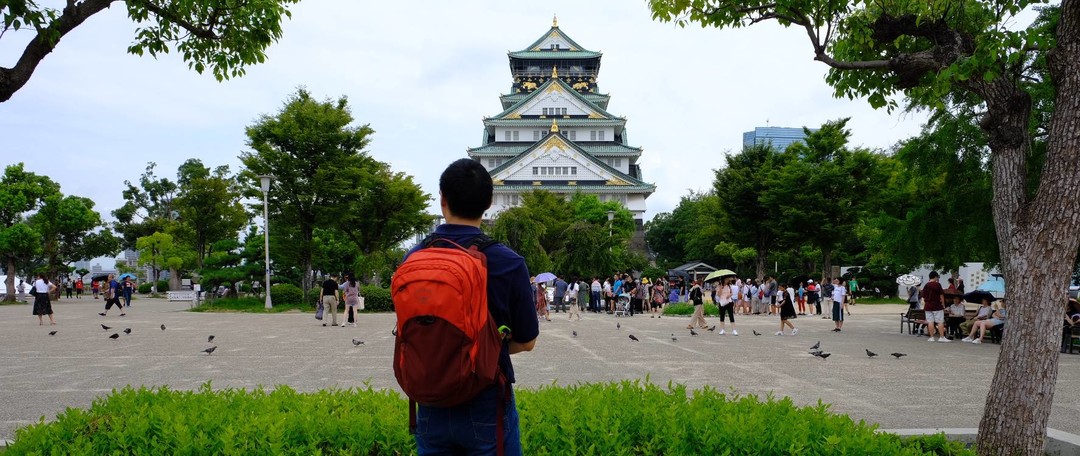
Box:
[806,279,821,315]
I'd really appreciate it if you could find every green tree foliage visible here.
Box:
[0,163,56,301]
[240,88,430,298]
[650,2,1080,453]
[0,0,299,102]
[136,232,183,293]
[174,160,247,269]
[768,119,889,277]
[112,162,180,250]
[865,110,998,272]
[31,194,119,284]
[645,191,723,268]
[490,191,633,277]
[714,143,783,278]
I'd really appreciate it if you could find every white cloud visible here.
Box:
[1,0,927,222]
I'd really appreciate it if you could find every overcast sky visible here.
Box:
[2,1,929,236]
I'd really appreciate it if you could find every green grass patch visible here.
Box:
[0,299,28,306]
[189,297,307,313]
[6,381,971,455]
[663,303,720,316]
[853,297,907,305]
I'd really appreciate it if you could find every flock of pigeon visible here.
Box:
[583,322,912,361]
[45,324,232,356]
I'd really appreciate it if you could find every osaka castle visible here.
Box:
[469,17,655,225]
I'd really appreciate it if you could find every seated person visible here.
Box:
[960,298,993,336]
[945,300,967,336]
[1067,298,1080,326]
[963,300,1007,344]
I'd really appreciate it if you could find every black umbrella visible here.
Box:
[963,290,996,304]
[91,273,110,282]
[667,269,691,281]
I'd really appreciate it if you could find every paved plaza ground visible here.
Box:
[1,297,1078,442]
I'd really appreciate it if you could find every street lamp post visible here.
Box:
[258,175,274,310]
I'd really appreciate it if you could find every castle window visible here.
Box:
[488,159,496,168]
[599,131,606,141]
[504,131,511,141]
[571,167,577,175]
[542,108,549,116]
[532,167,538,175]
[513,131,519,141]
[541,167,547,176]
[569,131,576,140]
[534,130,540,140]
[590,130,597,141]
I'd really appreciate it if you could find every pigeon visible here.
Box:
[707,325,716,332]
[671,333,677,342]
[752,330,762,336]
[572,330,577,337]
[208,335,215,343]
[109,333,119,340]
[202,346,217,355]
[865,349,878,358]
[809,350,823,356]
[48,331,57,336]
[123,328,131,334]
[101,324,111,331]
[810,341,820,350]
[352,338,364,346]
[160,324,166,331]
[628,334,639,342]
[690,329,699,336]
[617,322,621,330]
[818,353,832,359]
[891,352,907,359]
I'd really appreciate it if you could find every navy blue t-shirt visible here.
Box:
[404,224,539,383]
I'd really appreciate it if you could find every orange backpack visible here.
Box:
[392,235,509,444]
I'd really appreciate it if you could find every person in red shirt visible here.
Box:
[74,279,84,299]
[921,271,949,342]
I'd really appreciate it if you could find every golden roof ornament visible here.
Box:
[550,119,559,132]
[553,14,558,28]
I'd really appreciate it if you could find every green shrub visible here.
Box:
[271,283,303,307]
[156,280,169,292]
[663,303,719,316]
[6,381,973,455]
[360,285,392,312]
[137,283,152,294]
[191,297,305,313]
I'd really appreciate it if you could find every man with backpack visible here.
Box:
[393,159,538,456]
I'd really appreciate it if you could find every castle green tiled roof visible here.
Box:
[487,133,652,191]
[468,142,642,157]
[508,50,602,59]
[490,77,619,121]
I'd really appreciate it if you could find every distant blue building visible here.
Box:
[742,126,814,151]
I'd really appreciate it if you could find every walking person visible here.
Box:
[687,280,707,329]
[830,277,846,332]
[122,276,135,308]
[98,274,126,317]
[32,273,56,326]
[340,273,362,327]
[651,278,665,317]
[17,279,26,302]
[553,276,567,313]
[320,274,340,327]
[566,279,581,321]
[590,277,602,313]
[535,281,550,321]
[776,283,798,335]
[796,282,807,315]
[715,277,738,335]
[63,277,72,299]
[92,280,100,299]
[74,278,84,299]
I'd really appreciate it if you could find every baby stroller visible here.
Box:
[614,292,632,317]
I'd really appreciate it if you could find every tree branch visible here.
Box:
[0,0,117,103]
[139,1,218,40]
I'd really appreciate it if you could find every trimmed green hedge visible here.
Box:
[663,302,720,316]
[7,381,971,455]
[271,283,303,307]
[360,285,392,312]
[137,283,153,294]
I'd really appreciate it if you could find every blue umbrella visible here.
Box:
[534,272,557,283]
[118,273,137,281]
[976,275,1005,299]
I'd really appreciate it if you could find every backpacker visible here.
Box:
[392,234,510,446]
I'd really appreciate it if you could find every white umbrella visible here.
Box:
[896,274,921,287]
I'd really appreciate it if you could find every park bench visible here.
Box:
[901,309,925,334]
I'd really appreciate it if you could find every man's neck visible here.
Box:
[443,213,483,227]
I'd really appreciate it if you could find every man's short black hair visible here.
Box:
[440,158,492,220]
[929,271,940,279]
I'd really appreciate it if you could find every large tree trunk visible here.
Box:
[754,247,767,280]
[3,259,15,302]
[822,248,833,281]
[976,5,1080,453]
